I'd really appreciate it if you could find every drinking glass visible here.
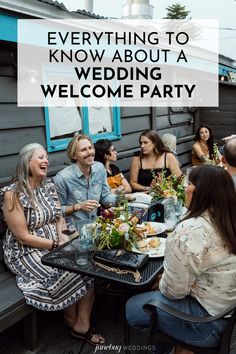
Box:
[73,219,91,235]
[184,166,195,187]
[162,198,177,231]
[93,224,102,249]
[174,199,183,221]
[80,224,95,250]
[74,238,90,266]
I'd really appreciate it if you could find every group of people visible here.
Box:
[1,126,236,352]
[94,130,182,195]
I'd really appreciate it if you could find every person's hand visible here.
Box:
[114,186,125,195]
[110,186,125,195]
[124,194,136,202]
[58,232,69,244]
[76,200,101,213]
[142,189,150,194]
[151,274,162,290]
[142,186,150,194]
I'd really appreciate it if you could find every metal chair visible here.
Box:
[143,300,236,354]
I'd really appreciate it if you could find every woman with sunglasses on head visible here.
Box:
[94,139,132,194]
[126,165,236,354]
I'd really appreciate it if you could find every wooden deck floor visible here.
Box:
[0,286,150,354]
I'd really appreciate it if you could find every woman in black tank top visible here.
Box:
[130,130,182,192]
[138,152,172,187]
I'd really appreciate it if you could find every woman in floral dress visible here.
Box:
[1,143,104,345]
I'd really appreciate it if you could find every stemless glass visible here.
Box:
[72,219,96,253]
[174,199,183,221]
[74,238,90,266]
[80,224,95,251]
[184,166,194,187]
[93,224,102,249]
[73,219,91,235]
[162,198,177,231]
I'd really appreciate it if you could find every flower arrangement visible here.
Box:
[150,171,186,204]
[94,205,142,250]
[213,143,221,163]
[203,143,221,165]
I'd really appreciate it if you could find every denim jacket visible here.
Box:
[54,162,117,225]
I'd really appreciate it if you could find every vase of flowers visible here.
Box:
[149,171,186,226]
[150,171,186,205]
[203,143,221,165]
[94,205,143,250]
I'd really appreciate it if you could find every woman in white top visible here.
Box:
[126,165,236,354]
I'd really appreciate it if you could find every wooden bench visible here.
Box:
[0,237,37,350]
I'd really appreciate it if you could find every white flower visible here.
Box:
[172,195,178,204]
[118,223,130,234]
[119,214,126,221]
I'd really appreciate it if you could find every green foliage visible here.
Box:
[164,3,191,19]
[202,143,221,165]
[94,206,140,250]
[162,3,201,41]
[150,171,186,204]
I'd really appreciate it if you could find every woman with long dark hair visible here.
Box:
[130,129,182,192]
[126,165,236,354]
[192,125,220,166]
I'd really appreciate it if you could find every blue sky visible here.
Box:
[62,0,236,60]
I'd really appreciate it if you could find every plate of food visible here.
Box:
[132,237,166,258]
[136,222,167,236]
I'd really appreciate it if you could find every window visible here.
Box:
[43,69,121,152]
[82,104,121,141]
[44,103,121,152]
[0,14,122,152]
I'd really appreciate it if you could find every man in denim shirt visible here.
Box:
[54,134,117,227]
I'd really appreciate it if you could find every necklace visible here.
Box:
[92,260,142,283]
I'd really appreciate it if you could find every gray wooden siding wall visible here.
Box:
[116,106,195,176]
[1,54,236,188]
[0,65,196,185]
[199,83,236,144]
[0,45,68,186]
[0,43,196,186]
